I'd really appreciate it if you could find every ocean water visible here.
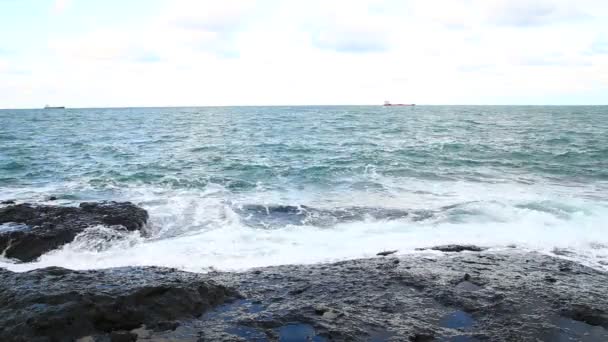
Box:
[0,106,607,272]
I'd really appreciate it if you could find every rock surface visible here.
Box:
[199,251,608,341]
[0,266,236,342]
[376,250,398,256]
[416,244,487,252]
[0,202,148,261]
[1,250,607,341]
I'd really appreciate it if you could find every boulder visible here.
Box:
[416,244,487,252]
[0,266,237,341]
[0,201,148,262]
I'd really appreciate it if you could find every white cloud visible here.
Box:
[164,0,256,32]
[486,0,588,26]
[410,0,595,28]
[52,0,72,15]
[1,0,608,107]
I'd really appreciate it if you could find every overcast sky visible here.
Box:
[0,0,607,108]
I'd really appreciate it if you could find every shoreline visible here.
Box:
[1,201,607,341]
[1,250,607,341]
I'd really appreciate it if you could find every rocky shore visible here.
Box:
[1,202,607,341]
[0,201,147,261]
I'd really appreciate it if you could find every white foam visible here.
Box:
[1,180,607,273]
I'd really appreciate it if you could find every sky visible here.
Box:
[0,0,607,107]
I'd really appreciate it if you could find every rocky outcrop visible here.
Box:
[1,251,606,341]
[417,244,487,252]
[201,251,608,341]
[234,204,418,228]
[0,202,148,262]
[0,266,237,342]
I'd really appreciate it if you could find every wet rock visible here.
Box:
[0,201,148,261]
[377,250,398,256]
[48,196,58,201]
[199,251,608,342]
[410,333,435,342]
[544,275,558,283]
[0,266,237,341]
[417,244,486,252]
[234,204,413,228]
[564,304,608,328]
[1,251,607,341]
[109,331,137,342]
[1,199,15,205]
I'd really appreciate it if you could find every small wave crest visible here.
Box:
[1,176,607,273]
[1,182,607,273]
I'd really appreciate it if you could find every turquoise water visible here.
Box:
[1,106,607,271]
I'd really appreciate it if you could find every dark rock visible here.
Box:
[78,202,148,231]
[0,266,237,341]
[314,306,327,315]
[417,244,486,252]
[377,250,398,256]
[544,276,557,283]
[564,304,608,327]
[199,251,608,342]
[152,321,180,331]
[410,333,435,341]
[1,199,15,205]
[110,331,137,342]
[0,201,148,261]
[234,204,414,228]
[1,251,607,341]
[48,196,58,201]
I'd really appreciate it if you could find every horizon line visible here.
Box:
[1,104,608,110]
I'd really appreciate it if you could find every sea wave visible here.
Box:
[1,179,607,273]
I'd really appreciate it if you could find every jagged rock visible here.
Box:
[0,252,607,341]
[417,244,487,252]
[109,331,137,342]
[377,250,398,256]
[199,252,608,341]
[0,266,237,341]
[0,201,148,262]
[234,204,414,228]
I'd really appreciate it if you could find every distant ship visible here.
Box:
[44,105,65,109]
[383,101,415,107]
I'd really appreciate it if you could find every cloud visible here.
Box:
[410,0,591,29]
[457,64,494,72]
[47,1,257,64]
[487,0,588,27]
[588,38,608,55]
[312,28,389,53]
[2,0,608,108]
[132,52,162,63]
[166,0,255,33]
[519,56,592,67]
[155,0,259,57]
[52,0,72,15]
[307,2,393,53]
[49,29,140,62]
[0,58,29,76]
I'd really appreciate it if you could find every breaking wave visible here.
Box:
[1,178,607,273]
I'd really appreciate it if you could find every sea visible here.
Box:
[0,106,607,272]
